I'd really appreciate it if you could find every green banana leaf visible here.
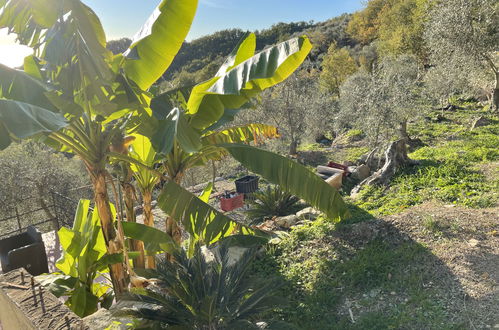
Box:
[0,64,57,111]
[187,35,312,129]
[157,180,262,247]
[151,108,201,155]
[123,0,198,90]
[0,99,68,149]
[130,133,159,193]
[40,199,120,317]
[0,0,61,47]
[215,32,256,77]
[122,222,178,255]
[221,144,350,222]
[201,123,279,145]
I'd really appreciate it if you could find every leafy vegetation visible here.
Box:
[1,0,498,328]
[37,200,121,317]
[246,185,301,222]
[117,244,283,329]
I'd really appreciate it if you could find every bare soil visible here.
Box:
[337,202,498,328]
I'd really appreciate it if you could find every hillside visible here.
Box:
[106,14,355,85]
[249,104,499,329]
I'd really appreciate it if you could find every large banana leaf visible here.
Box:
[123,0,198,90]
[0,99,68,149]
[49,199,119,317]
[157,180,260,247]
[0,64,57,111]
[215,32,256,77]
[122,222,178,255]
[130,133,159,193]
[0,0,61,47]
[42,1,114,93]
[187,36,312,129]
[151,108,201,155]
[201,124,279,145]
[222,144,350,221]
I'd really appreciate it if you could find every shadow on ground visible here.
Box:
[251,204,498,329]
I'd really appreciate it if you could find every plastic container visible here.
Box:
[220,193,244,212]
[235,175,259,194]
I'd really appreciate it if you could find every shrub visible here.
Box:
[246,185,302,222]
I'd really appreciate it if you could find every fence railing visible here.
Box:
[0,191,84,239]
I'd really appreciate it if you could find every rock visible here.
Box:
[468,239,480,247]
[83,308,133,329]
[275,214,299,228]
[351,164,370,181]
[296,207,320,220]
[256,321,269,329]
[471,116,491,130]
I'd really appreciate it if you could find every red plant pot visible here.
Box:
[220,193,244,212]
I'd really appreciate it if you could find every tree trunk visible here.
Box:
[289,139,298,155]
[122,180,145,269]
[165,175,183,256]
[351,139,418,195]
[142,191,156,269]
[397,120,410,142]
[90,169,129,295]
[492,71,499,112]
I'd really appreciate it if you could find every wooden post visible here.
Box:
[15,206,22,234]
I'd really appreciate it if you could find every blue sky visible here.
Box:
[0,0,363,67]
[84,0,363,40]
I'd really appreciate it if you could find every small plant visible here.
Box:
[117,244,284,329]
[422,216,443,236]
[246,185,302,222]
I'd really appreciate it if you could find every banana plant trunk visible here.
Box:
[122,179,145,269]
[90,168,129,295]
[142,191,156,269]
[165,175,183,247]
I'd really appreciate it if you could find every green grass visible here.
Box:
[353,109,499,215]
[251,217,463,329]
[249,104,497,329]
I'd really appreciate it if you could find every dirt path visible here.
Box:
[377,203,498,328]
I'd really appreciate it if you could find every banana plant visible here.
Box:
[1,0,349,296]
[36,200,123,317]
[0,0,198,294]
[142,33,350,245]
[128,133,161,268]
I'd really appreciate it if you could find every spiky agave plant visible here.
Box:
[116,244,284,329]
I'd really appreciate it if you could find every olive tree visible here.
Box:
[254,69,332,155]
[425,0,499,110]
[338,55,421,146]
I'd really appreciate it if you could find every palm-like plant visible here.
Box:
[246,185,301,222]
[117,244,283,329]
